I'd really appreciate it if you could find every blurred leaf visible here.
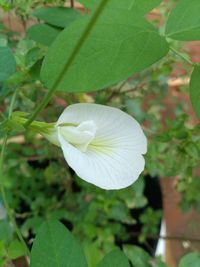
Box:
[30,220,88,267]
[125,99,145,122]
[97,249,130,267]
[83,242,103,267]
[110,204,134,224]
[184,142,199,159]
[0,46,16,82]
[108,0,162,15]
[179,252,200,267]
[0,219,13,243]
[25,47,44,68]
[139,208,162,242]
[0,258,6,267]
[0,241,6,258]
[123,245,151,267]
[79,0,162,15]
[0,34,7,46]
[27,24,60,46]
[165,0,200,40]
[6,72,29,86]
[78,0,97,9]
[7,240,27,259]
[32,7,80,28]
[21,216,44,236]
[47,209,71,221]
[154,257,168,267]
[190,65,200,121]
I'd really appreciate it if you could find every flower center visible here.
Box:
[58,120,97,152]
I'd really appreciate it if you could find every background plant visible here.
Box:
[1,0,200,266]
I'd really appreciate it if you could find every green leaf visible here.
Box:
[78,0,97,9]
[25,47,44,68]
[0,219,13,243]
[165,0,200,40]
[32,7,80,28]
[7,240,27,259]
[0,258,6,267]
[108,0,162,15]
[27,24,60,46]
[41,8,169,93]
[30,220,88,267]
[97,249,130,267]
[123,245,151,267]
[0,46,16,82]
[83,242,103,267]
[0,241,6,258]
[0,34,7,46]
[79,0,162,15]
[189,65,200,121]
[154,257,168,267]
[21,216,44,236]
[179,252,200,267]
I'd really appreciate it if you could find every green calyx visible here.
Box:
[3,111,60,146]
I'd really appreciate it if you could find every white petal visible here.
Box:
[58,120,97,152]
[57,103,147,190]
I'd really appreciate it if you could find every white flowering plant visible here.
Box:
[1,0,200,266]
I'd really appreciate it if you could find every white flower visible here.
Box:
[56,103,147,190]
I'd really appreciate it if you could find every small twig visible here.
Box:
[70,0,74,8]
[159,235,200,243]
[9,88,19,117]
[170,46,193,65]
[144,240,155,255]
[130,232,200,243]
[106,80,130,102]
[106,82,145,102]
[118,80,128,92]
[121,83,145,94]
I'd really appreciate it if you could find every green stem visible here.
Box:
[24,0,109,128]
[0,136,30,256]
[170,46,193,65]
[0,88,31,256]
[8,88,19,117]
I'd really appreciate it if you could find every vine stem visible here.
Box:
[0,136,30,256]
[9,87,19,117]
[24,0,109,128]
[170,46,193,65]
[0,89,31,256]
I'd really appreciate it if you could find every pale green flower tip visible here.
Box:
[58,120,97,152]
[40,124,60,147]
